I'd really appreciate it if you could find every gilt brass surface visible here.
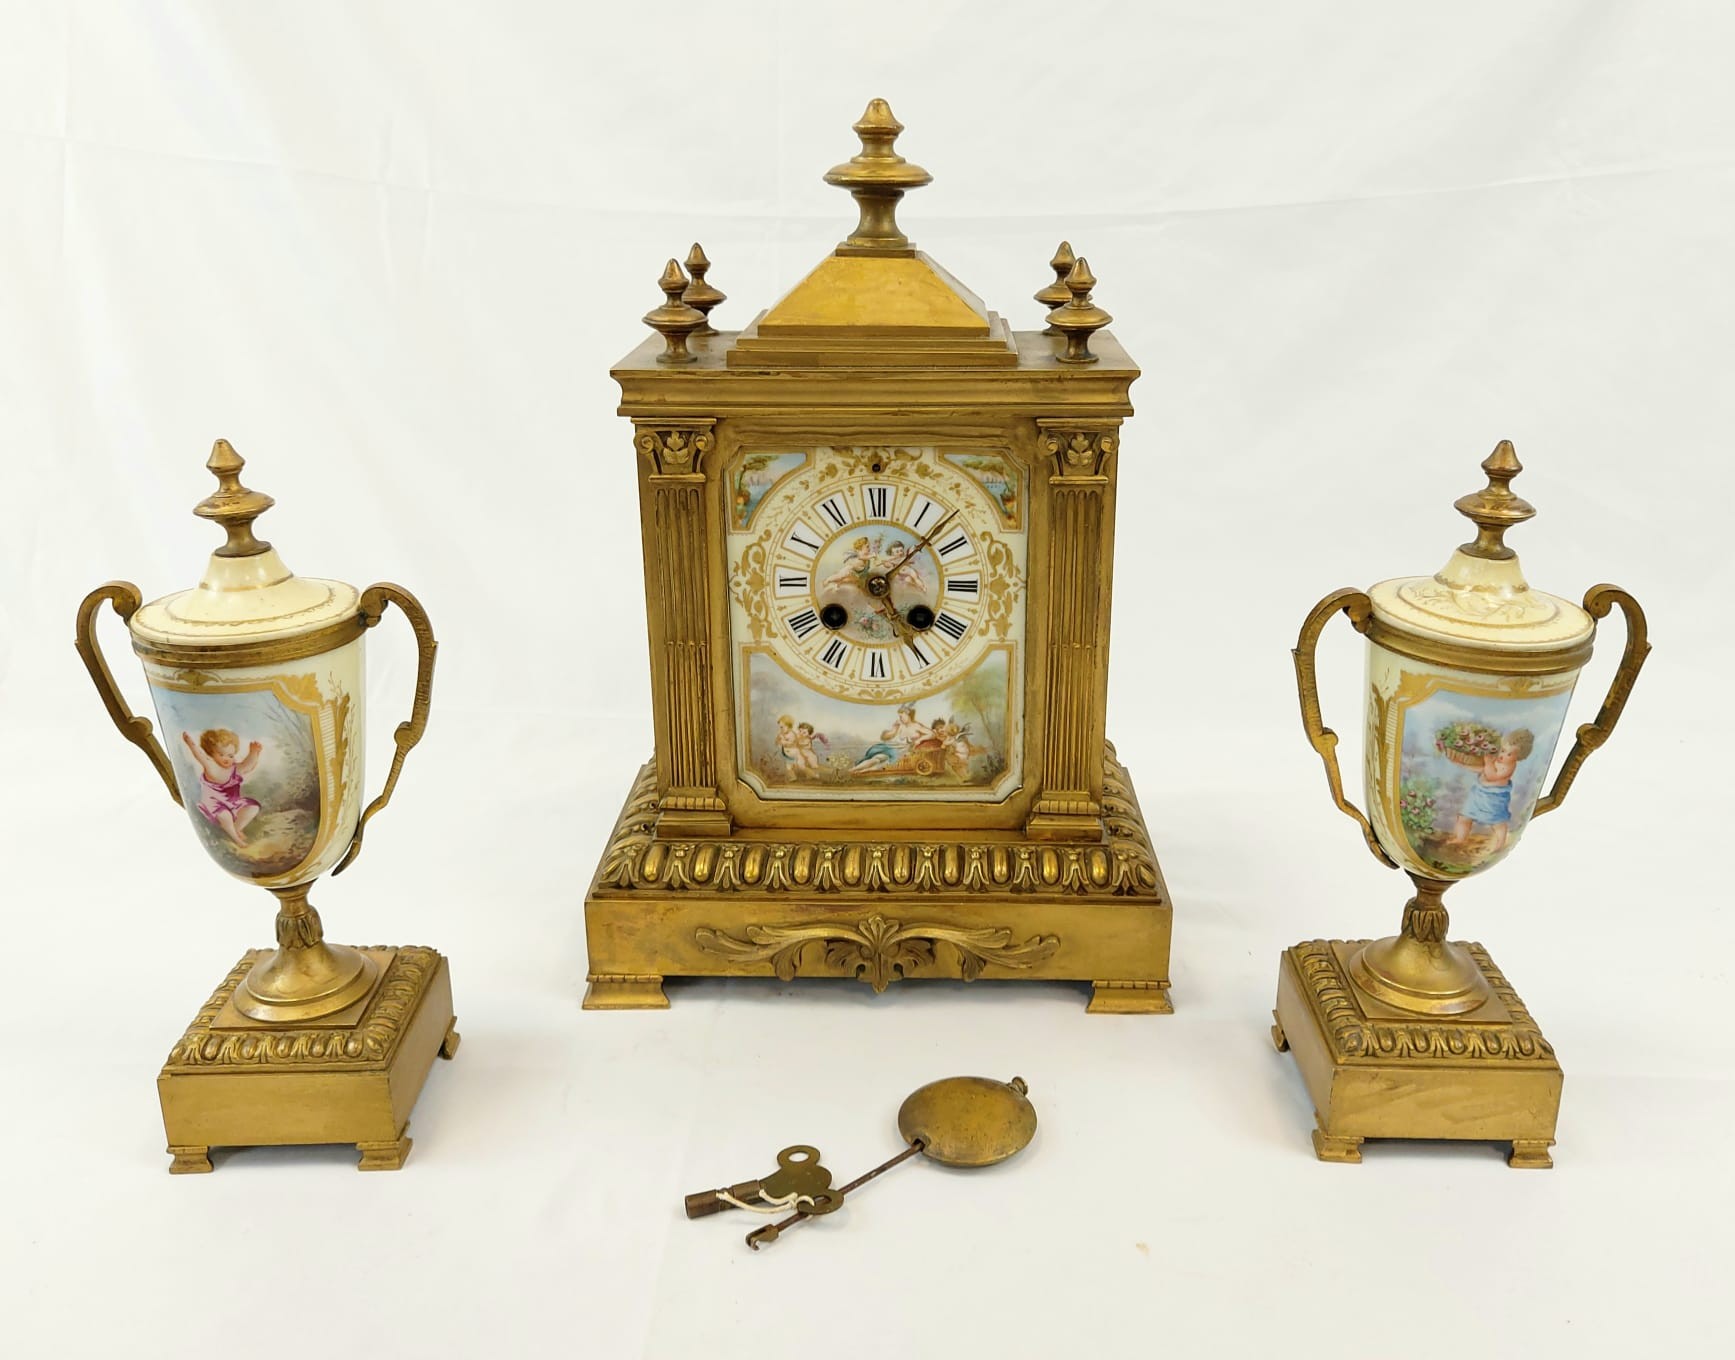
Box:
[159,947,459,1172]
[1272,941,1560,1167]
[587,100,1174,1010]
[583,751,1172,1011]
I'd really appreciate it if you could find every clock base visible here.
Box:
[582,746,1173,1012]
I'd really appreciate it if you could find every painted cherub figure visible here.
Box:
[773,714,805,781]
[794,721,829,777]
[182,727,263,847]
[876,541,928,593]
[1445,727,1535,856]
[823,536,881,590]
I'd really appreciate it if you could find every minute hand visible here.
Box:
[866,509,959,598]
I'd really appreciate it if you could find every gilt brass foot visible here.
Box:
[1508,1139,1555,1170]
[440,1019,461,1058]
[168,1145,213,1174]
[1086,980,1173,1014]
[582,973,670,1010]
[1311,1128,1364,1164]
[1271,1014,1289,1051]
[357,1132,412,1171]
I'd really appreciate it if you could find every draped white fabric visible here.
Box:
[3,3,1729,1355]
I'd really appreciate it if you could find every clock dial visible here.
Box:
[727,446,1027,801]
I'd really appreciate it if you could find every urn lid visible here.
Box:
[1366,442,1594,667]
[129,441,362,664]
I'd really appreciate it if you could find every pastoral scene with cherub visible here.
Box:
[743,651,1015,800]
[151,684,324,878]
[1393,685,1574,876]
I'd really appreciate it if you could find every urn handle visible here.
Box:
[333,583,438,874]
[1533,584,1650,818]
[75,582,182,806]
[1293,588,1397,870]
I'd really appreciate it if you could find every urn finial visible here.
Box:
[1453,440,1537,560]
[1047,257,1113,364]
[1035,241,1076,335]
[683,243,725,337]
[194,438,275,558]
[824,98,932,255]
[644,258,705,364]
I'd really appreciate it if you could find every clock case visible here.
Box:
[582,102,1172,1012]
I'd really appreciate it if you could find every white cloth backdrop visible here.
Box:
[3,2,1731,1355]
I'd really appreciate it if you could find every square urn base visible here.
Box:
[157,946,459,1173]
[1271,939,1562,1168]
[582,746,1173,1014]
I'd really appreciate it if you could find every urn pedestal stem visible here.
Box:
[234,883,379,1023]
[1346,875,1491,1017]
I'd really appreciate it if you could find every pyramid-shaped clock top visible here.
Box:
[625,99,1133,376]
[730,100,1018,369]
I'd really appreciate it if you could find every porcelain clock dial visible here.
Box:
[727,445,1027,801]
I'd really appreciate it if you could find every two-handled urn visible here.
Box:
[76,441,459,1173]
[1272,442,1649,1168]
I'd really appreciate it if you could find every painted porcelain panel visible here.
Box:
[726,444,1026,801]
[142,637,364,887]
[1364,641,1578,880]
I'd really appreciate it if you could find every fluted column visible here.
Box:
[1026,420,1119,840]
[635,418,731,837]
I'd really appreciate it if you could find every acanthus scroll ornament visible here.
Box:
[636,423,716,476]
[1041,427,1117,480]
[694,912,1060,992]
[593,755,1164,898]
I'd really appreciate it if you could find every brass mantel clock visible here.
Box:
[583,100,1173,1012]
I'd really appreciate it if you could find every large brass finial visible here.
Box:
[644,258,705,364]
[1035,241,1076,335]
[683,243,725,337]
[824,98,932,256]
[1047,258,1112,364]
[194,438,275,558]
[1454,439,1537,560]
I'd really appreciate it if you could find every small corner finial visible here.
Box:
[644,258,705,364]
[823,98,933,255]
[194,439,275,558]
[1035,241,1077,335]
[1047,257,1112,364]
[1454,439,1536,559]
[683,243,725,338]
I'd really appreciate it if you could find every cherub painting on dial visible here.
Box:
[753,660,1011,791]
[1393,686,1573,876]
[727,444,1026,801]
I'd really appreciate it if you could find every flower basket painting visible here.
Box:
[1392,686,1574,878]
[1434,720,1503,767]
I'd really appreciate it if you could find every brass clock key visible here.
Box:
[683,1144,838,1218]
